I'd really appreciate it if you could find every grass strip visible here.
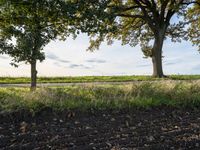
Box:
[1,81,200,113]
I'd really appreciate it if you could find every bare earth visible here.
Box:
[1,107,200,150]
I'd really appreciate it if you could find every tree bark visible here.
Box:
[30,60,37,90]
[151,32,165,78]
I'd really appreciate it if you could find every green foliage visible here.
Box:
[1,81,200,113]
[0,0,76,65]
[186,0,200,51]
[80,0,200,57]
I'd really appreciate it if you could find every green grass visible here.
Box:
[0,76,156,84]
[1,81,200,113]
[0,75,200,84]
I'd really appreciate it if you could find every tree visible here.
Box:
[0,0,77,90]
[186,0,200,52]
[79,0,200,77]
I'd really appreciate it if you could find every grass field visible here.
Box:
[0,75,200,84]
[1,81,200,113]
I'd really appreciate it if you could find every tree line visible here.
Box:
[0,0,200,90]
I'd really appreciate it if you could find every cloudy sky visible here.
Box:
[0,33,199,77]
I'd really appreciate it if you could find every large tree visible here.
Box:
[0,0,77,89]
[78,0,200,77]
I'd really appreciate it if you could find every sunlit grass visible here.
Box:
[0,75,200,84]
[1,81,200,113]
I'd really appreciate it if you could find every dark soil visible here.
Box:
[1,107,200,150]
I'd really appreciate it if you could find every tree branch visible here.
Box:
[116,14,144,19]
[181,1,200,6]
[134,0,157,32]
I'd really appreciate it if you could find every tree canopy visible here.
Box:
[78,0,200,77]
[82,0,200,51]
[0,0,78,89]
[186,0,200,51]
[0,0,78,64]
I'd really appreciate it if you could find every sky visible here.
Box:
[0,33,200,77]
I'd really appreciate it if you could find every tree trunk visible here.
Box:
[152,32,165,78]
[30,60,37,90]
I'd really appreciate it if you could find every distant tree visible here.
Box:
[78,0,200,77]
[0,0,77,90]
